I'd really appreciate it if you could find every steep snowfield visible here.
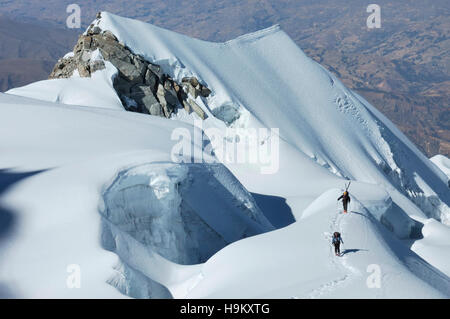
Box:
[103,13,449,224]
[431,155,450,180]
[2,12,450,298]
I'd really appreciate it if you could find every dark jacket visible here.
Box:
[337,193,351,203]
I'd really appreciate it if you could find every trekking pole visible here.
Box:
[336,197,339,213]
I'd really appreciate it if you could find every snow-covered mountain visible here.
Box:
[1,12,449,298]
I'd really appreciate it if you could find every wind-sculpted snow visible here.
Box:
[99,162,273,297]
[430,155,450,181]
[85,12,450,225]
[7,60,123,110]
[301,185,421,240]
[7,12,449,226]
[0,92,274,298]
[2,12,450,298]
[186,189,450,298]
[100,162,273,265]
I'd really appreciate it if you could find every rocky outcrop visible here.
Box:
[49,15,211,119]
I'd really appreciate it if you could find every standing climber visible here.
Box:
[337,190,351,213]
[332,232,344,256]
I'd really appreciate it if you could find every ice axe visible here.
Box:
[345,181,351,192]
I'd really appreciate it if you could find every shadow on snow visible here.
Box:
[0,168,47,298]
[251,193,295,229]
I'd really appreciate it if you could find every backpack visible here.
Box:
[333,232,340,238]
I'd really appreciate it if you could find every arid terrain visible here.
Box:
[0,0,448,157]
[0,15,78,91]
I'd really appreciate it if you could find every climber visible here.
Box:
[337,190,351,213]
[332,232,344,256]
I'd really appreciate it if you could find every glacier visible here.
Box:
[1,12,450,298]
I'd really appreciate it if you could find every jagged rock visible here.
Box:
[99,42,129,61]
[182,82,198,98]
[132,55,148,76]
[182,100,192,113]
[163,82,180,106]
[188,98,207,120]
[148,63,163,79]
[156,82,180,117]
[77,64,90,77]
[189,77,199,88]
[144,69,158,91]
[110,57,142,83]
[87,26,102,36]
[180,76,212,98]
[80,50,91,63]
[200,86,212,97]
[94,35,128,60]
[177,86,188,101]
[163,80,173,92]
[145,96,163,116]
[130,84,152,96]
[96,12,102,19]
[81,36,93,50]
[90,60,105,73]
[102,30,117,41]
[73,36,91,54]
[49,28,213,120]
[93,26,102,34]
[156,84,171,117]
[173,82,180,93]
[114,79,133,94]
[75,51,92,77]
[49,57,77,79]
[128,85,163,116]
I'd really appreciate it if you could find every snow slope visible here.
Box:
[187,190,450,298]
[2,12,450,298]
[0,93,271,298]
[10,12,448,224]
[431,155,450,180]
[7,59,123,111]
